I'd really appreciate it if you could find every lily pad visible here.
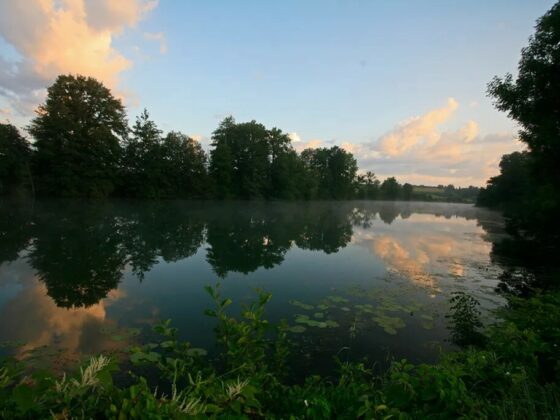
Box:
[288,325,307,333]
[383,326,398,335]
[373,315,406,335]
[295,314,310,324]
[313,312,325,319]
[326,295,349,304]
[289,300,314,311]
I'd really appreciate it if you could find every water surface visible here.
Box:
[0,200,513,372]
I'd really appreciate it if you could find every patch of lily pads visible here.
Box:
[372,314,406,335]
[286,287,440,338]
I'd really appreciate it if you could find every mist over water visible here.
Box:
[0,200,515,371]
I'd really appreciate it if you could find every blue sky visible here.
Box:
[0,0,556,185]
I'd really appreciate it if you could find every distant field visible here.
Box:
[412,185,478,203]
[413,186,444,194]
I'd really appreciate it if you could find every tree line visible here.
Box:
[477,2,560,244]
[1,74,479,201]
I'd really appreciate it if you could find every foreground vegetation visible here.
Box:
[0,285,558,419]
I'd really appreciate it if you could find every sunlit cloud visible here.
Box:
[0,276,126,362]
[351,214,493,291]
[288,132,324,152]
[342,98,523,186]
[378,98,459,157]
[0,0,160,116]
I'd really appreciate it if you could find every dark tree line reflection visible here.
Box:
[0,200,537,308]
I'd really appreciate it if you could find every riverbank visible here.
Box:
[1,283,558,418]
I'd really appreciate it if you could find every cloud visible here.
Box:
[0,0,160,117]
[0,276,127,361]
[144,31,167,54]
[0,107,12,121]
[344,98,523,187]
[288,131,324,152]
[288,132,302,143]
[378,98,458,157]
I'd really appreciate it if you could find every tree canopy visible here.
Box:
[0,123,32,196]
[28,74,127,197]
[478,2,560,242]
[0,73,479,202]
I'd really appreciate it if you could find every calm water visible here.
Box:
[0,200,514,372]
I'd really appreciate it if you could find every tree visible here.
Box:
[380,177,401,200]
[357,171,380,200]
[402,183,413,200]
[29,74,127,197]
[161,131,209,198]
[484,2,560,240]
[0,123,33,196]
[209,117,236,199]
[209,117,305,199]
[300,147,357,199]
[122,109,165,198]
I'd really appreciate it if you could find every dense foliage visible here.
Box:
[478,2,560,242]
[28,75,128,198]
[0,123,32,197]
[0,285,558,419]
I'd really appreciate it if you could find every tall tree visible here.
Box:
[0,123,33,196]
[209,117,304,199]
[29,74,127,197]
[209,117,235,198]
[161,131,209,198]
[122,109,165,198]
[485,2,560,240]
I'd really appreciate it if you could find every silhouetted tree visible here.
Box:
[122,109,165,198]
[482,2,560,241]
[29,75,127,197]
[161,131,209,198]
[380,177,401,200]
[356,171,380,199]
[402,183,413,200]
[0,123,33,196]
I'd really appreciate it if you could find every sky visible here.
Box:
[0,0,557,186]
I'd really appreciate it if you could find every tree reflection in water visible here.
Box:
[0,200,541,309]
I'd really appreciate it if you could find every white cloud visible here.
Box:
[378,98,458,157]
[288,131,323,152]
[288,132,302,143]
[0,0,160,117]
[343,98,523,187]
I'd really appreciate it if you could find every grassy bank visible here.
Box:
[1,285,559,419]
